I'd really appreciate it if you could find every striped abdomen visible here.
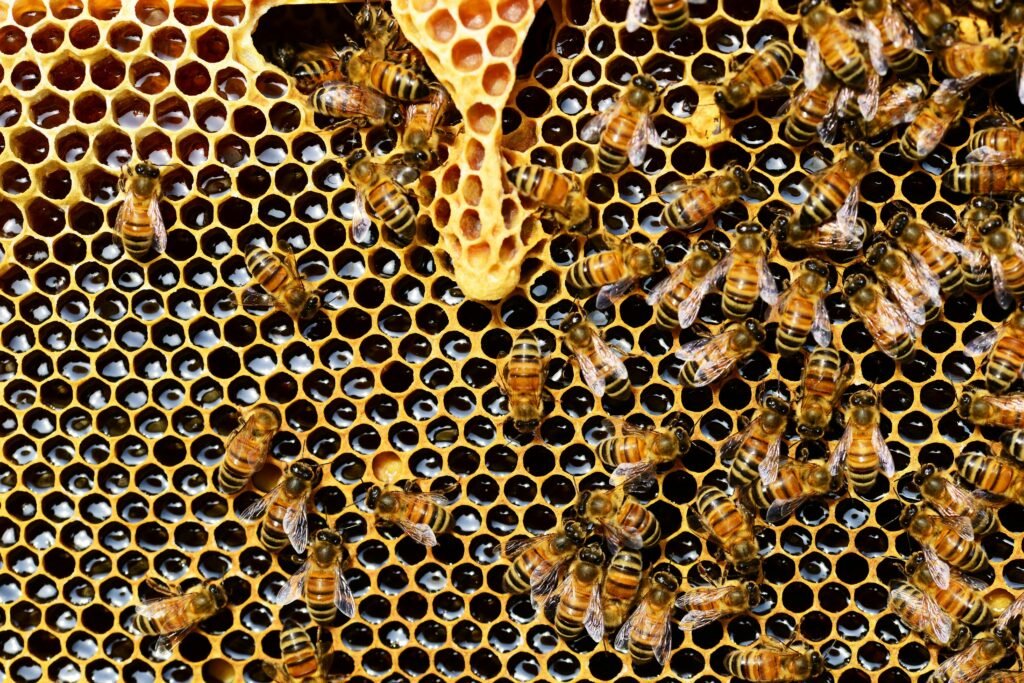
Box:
[120,196,155,256]
[246,248,288,296]
[956,454,1023,499]
[554,578,599,638]
[294,59,343,93]
[722,259,760,319]
[280,623,320,679]
[507,332,544,397]
[650,0,689,30]
[217,433,267,494]
[567,252,628,294]
[369,60,429,101]
[724,651,803,682]
[616,501,660,548]
[921,526,988,573]
[695,487,753,546]
[662,187,715,231]
[816,30,867,89]
[598,435,646,468]
[367,181,416,246]
[598,113,640,173]
[603,549,642,629]
[784,86,833,145]
[993,248,1024,300]
[846,425,883,495]
[305,564,340,624]
[801,169,855,227]
[509,165,570,207]
[775,291,816,355]
[628,602,673,662]
[728,424,777,489]
[986,336,1024,393]
[259,494,294,550]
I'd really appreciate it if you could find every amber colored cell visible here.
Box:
[49,58,86,91]
[93,129,131,167]
[31,95,70,129]
[73,92,106,124]
[466,137,485,170]
[452,39,484,72]
[175,61,211,96]
[427,10,456,43]
[467,103,495,134]
[13,128,49,164]
[38,165,72,200]
[137,130,172,165]
[460,210,482,240]
[412,0,437,10]
[232,105,266,137]
[214,67,246,101]
[50,0,84,19]
[151,26,186,60]
[0,27,27,55]
[462,174,482,206]
[211,0,244,26]
[177,132,209,166]
[435,197,451,227]
[255,71,288,99]
[135,0,168,25]
[497,0,529,22]
[12,0,47,27]
[106,21,141,52]
[11,62,41,91]
[459,0,492,28]
[67,20,98,49]
[486,25,517,57]
[194,98,226,133]
[55,130,87,163]
[0,97,21,128]
[131,57,170,95]
[87,0,121,20]
[173,0,208,26]
[442,165,461,194]
[195,28,228,62]
[90,55,125,89]
[154,95,189,131]
[2,162,32,195]
[111,92,149,128]
[31,24,65,53]
[483,63,511,96]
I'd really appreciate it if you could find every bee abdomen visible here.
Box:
[650,0,689,30]
[306,577,337,624]
[370,61,429,101]
[368,183,416,246]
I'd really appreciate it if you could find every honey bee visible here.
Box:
[854,0,918,74]
[242,247,325,322]
[566,236,666,309]
[576,486,661,550]
[115,161,167,258]
[865,239,942,325]
[772,211,868,253]
[338,45,431,102]
[722,393,790,489]
[928,628,1015,683]
[898,0,957,48]
[597,417,692,485]
[858,78,928,137]
[366,481,453,547]
[613,570,682,665]
[276,529,354,625]
[1000,428,1024,461]
[291,46,345,94]
[550,543,606,641]
[976,217,1024,308]
[899,78,972,161]
[353,4,399,53]
[939,38,1017,80]
[782,74,842,146]
[507,164,591,234]
[889,581,972,651]
[744,459,842,524]
[721,222,779,320]
[676,319,766,388]
[345,150,421,247]
[901,505,990,589]
[714,41,794,113]
[581,73,661,173]
[960,197,1000,292]
[310,83,405,129]
[215,404,282,495]
[966,311,1024,393]
[887,212,967,296]
[958,387,1024,429]
[799,142,874,229]
[503,521,589,599]
[906,551,994,628]
[132,578,228,656]
[842,272,918,360]
[692,486,761,578]
[262,619,341,683]
[943,162,1024,195]
[772,258,832,355]
[723,638,825,682]
[956,451,1024,504]
[660,164,766,233]
[966,124,1024,164]
[602,548,643,632]
[560,308,630,402]
[240,458,323,554]
[403,84,450,166]
[676,576,760,631]
[829,389,894,496]
[498,330,549,434]
[646,240,727,330]
[801,0,884,92]
[795,347,850,440]
[914,464,998,538]
[625,0,690,32]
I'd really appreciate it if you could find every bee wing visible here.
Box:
[811,297,832,348]
[997,590,1024,629]
[114,196,132,244]
[596,277,638,310]
[891,583,952,645]
[136,593,193,622]
[720,420,755,465]
[143,576,181,599]
[614,602,647,652]
[931,641,986,682]
[677,335,733,387]
[593,335,629,382]
[530,560,567,602]
[576,351,606,397]
[857,71,881,122]
[283,492,311,554]
[149,199,167,254]
[922,225,968,257]
[611,460,656,487]
[351,192,372,244]
[679,608,727,631]
[276,560,310,605]
[584,581,605,642]
[625,0,649,33]
[766,495,813,524]
[675,336,712,362]
[941,478,980,514]
[887,280,928,327]
[872,426,895,478]
[859,22,888,77]
[943,515,975,542]
[581,105,618,143]
[653,610,674,665]
[678,259,728,329]
[828,423,853,477]
[628,114,657,168]
[990,253,1015,310]
[873,293,921,356]
[241,288,278,312]
[758,257,779,306]
[658,179,701,203]
[238,484,283,522]
[396,519,438,547]
[757,435,783,485]
[884,9,915,50]
[965,146,1021,164]
[675,584,734,610]
[503,533,550,560]
[923,546,951,590]
[817,90,843,145]
[154,627,196,658]
[804,39,824,91]
[334,570,356,618]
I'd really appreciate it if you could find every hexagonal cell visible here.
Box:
[130,57,170,94]
[88,0,121,20]
[154,95,189,131]
[111,92,149,128]
[51,0,84,19]
[452,39,483,72]
[29,93,70,129]
[30,24,64,53]
[211,0,244,26]
[12,0,47,27]
[135,0,168,25]
[67,19,98,49]
[173,0,208,26]
[195,27,228,62]
[486,25,516,57]
[151,26,186,60]
[73,92,106,124]
[89,55,125,90]
[428,9,456,43]
[175,61,211,96]
[48,57,86,91]
[11,62,41,91]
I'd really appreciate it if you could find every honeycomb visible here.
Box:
[2,0,1024,681]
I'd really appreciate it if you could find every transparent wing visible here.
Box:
[628,114,657,167]
[241,288,278,310]
[883,9,915,50]
[907,256,942,308]
[646,263,690,307]
[503,533,550,560]
[758,436,783,484]
[614,603,647,652]
[857,70,881,121]
[931,640,986,682]
[990,253,1014,310]
[596,277,638,310]
[675,336,712,362]
[828,424,853,477]
[135,594,193,622]
[576,351,606,397]
[891,583,952,645]
[758,258,779,306]
[283,493,311,554]
[720,420,755,466]
[149,199,167,254]
[335,572,355,618]
[811,297,832,348]
[593,335,629,381]
[397,519,438,546]
[581,105,618,143]
[997,590,1024,629]
[114,198,132,243]
[239,484,283,522]
[942,515,975,542]
[677,259,728,329]
[530,560,567,602]
[804,39,824,91]
[653,610,673,665]
[861,22,888,77]
[583,582,605,641]
[922,225,968,257]
[611,461,656,486]
[625,0,649,32]
[814,215,865,251]
[658,179,701,203]
[154,627,195,658]
[965,146,1020,164]
[887,280,927,327]
[766,496,811,524]
[869,295,920,358]
[873,426,895,478]
[676,584,735,611]
[352,192,372,243]
[143,577,181,599]
[923,546,951,590]
[276,561,310,605]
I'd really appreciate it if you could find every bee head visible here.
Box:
[804,258,829,281]
[975,196,1000,212]
[849,390,876,409]
[905,551,926,574]
[574,489,593,517]
[805,651,824,676]
[207,582,228,609]
[344,149,368,171]
[842,272,868,297]
[912,463,937,488]
[290,459,323,487]
[712,88,733,111]
[799,0,825,17]
[579,542,605,565]
[950,624,972,652]
[648,245,666,272]
[511,416,539,434]
[135,162,159,178]
[743,581,761,606]
[864,240,891,267]
[560,309,585,333]
[697,240,723,262]
[763,394,790,418]
[850,141,874,163]
[957,388,978,419]
[932,23,958,49]
[898,504,918,529]
[564,521,588,546]
[366,485,383,510]
[736,221,760,236]
[994,626,1015,648]
[743,318,766,344]
[886,212,911,239]
[632,74,658,92]
[316,529,342,545]
[734,557,761,578]
[730,165,752,191]
[652,571,679,592]
[299,292,323,321]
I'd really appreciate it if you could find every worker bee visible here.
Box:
[966,124,1024,164]
[1000,428,1024,461]
[291,45,345,94]
[115,161,167,258]
[957,451,1024,504]
[723,638,825,682]
[560,308,630,402]
[691,486,761,578]
[240,458,323,554]
[498,329,549,435]
[597,417,692,485]
[720,222,779,320]
[901,505,990,589]
[771,258,832,355]
[772,211,868,253]
[782,74,842,146]
[966,311,1024,393]
[865,239,942,325]
[338,45,431,102]
[549,543,606,641]
[799,142,874,229]
[132,578,228,655]
[402,84,450,167]
[906,551,994,628]
[939,38,1017,80]
[566,236,666,309]
[581,73,661,174]
[975,217,1024,309]
[502,521,589,599]
[646,240,727,330]
[576,486,661,550]
[262,619,341,683]
[744,459,842,524]
[795,347,850,440]
[960,197,1000,292]
[943,162,1024,195]
[366,481,453,547]
[888,581,972,651]
[829,389,894,496]
[722,393,790,488]
[310,83,405,129]
[602,548,643,632]
[928,628,1015,683]
[507,164,591,234]
[898,0,957,48]
[854,0,917,74]
[676,576,760,631]
[858,79,929,137]
[899,78,972,161]
[801,0,883,92]
[677,319,766,388]
[914,464,998,538]
[613,570,682,665]
[959,387,1024,429]
[887,212,967,296]
[242,247,325,322]
[215,404,282,495]
[624,0,690,32]
[714,41,794,113]
[276,529,355,625]
[345,150,421,247]
[842,272,918,360]
[660,164,766,233]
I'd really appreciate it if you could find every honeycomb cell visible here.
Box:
[152,25,186,60]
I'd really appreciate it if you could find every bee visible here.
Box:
[897,0,957,48]
[507,164,590,233]
[498,330,549,435]
[276,529,355,625]
[132,578,228,655]
[956,451,1024,504]
[898,78,972,161]
[906,551,995,628]
[966,312,1024,393]
[888,581,972,651]
[550,543,606,641]
[939,38,1017,80]
[242,247,324,322]
[721,222,779,320]
[928,628,1015,683]
[115,161,167,258]
[900,505,990,589]
[799,142,874,229]
[503,521,589,599]
[782,74,841,146]
[646,240,727,331]
[676,319,766,388]
[960,197,1000,292]
[966,124,1024,165]
[576,486,661,550]
[795,347,850,440]
[215,404,282,495]
[310,83,405,128]
[914,464,998,538]
[580,73,661,173]
[624,0,690,32]
[240,458,323,554]
[560,308,630,402]
[722,394,790,489]
[291,46,345,94]
[772,211,868,253]
[743,459,842,524]
[566,236,666,308]
[858,78,928,137]
[345,150,421,247]
[714,41,794,113]
[1000,428,1024,462]
[366,481,453,547]
[829,389,895,497]
[842,272,918,360]
[338,46,431,102]
[262,619,340,683]
[976,217,1024,308]
[660,164,764,233]
[403,84,450,166]
[801,0,882,92]
[353,4,399,53]
[596,417,692,485]
[602,548,643,632]
[865,239,942,325]
[676,576,760,631]
[887,212,967,296]
[723,638,825,682]
[854,0,917,74]
[692,486,761,578]
[614,571,682,665]
[958,387,1024,429]
[943,162,1024,195]
[772,258,832,355]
